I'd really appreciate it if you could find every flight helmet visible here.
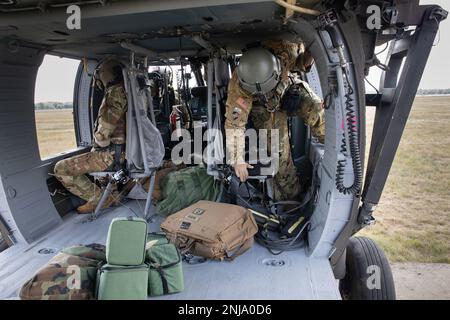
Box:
[95,58,123,88]
[236,47,281,95]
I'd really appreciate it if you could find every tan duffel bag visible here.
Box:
[160,200,258,261]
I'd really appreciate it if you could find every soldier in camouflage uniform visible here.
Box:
[54,59,128,214]
[225,39,325,201]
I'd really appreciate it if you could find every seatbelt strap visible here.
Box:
[113,144,124,171]
[225,237,253,261]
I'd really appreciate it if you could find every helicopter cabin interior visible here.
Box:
[0,0,446,300]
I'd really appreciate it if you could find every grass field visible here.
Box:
[35,109,77,159]
[34,97,450,263]
[359,96,450,263]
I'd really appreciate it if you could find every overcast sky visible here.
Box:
[34,0,450,102]
[366,0,450,92]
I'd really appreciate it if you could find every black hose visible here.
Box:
[255,222,309,255]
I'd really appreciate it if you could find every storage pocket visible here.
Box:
[96,264,149,300]
[146,243,184,296]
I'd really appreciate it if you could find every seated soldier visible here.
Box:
[54,59,128,214]
[225,39,325,201]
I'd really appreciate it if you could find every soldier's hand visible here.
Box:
[234,163,254,182]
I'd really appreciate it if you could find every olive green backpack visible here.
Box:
[156,165,219,217]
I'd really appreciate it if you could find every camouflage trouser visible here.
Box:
[54,150,115,205]
[251,106,299,201]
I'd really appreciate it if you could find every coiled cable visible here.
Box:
[335,70,363,195]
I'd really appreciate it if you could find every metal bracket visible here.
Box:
[361,5,447,224]
[317,10,338,30]
[357,202,377,226]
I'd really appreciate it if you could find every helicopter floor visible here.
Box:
[0,200,340,300]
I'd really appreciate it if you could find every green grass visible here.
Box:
[359,96,450,263]
[35,109,77,159]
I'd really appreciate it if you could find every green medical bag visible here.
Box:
[106,216,148,266]
[146,240,184,296]
[96,264,149,300]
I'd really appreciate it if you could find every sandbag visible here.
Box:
[19,252,100,300]
[156,166,219,217]
[160,200,258,261]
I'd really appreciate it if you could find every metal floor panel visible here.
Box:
[0,201,341,300]
[152,245,340,300]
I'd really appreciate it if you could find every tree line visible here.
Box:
[417,88,450,95]
[34,87,449,110]
[35,102,73,110]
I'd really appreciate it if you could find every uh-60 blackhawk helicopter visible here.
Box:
[0,0,447,299]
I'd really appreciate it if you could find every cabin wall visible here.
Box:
[0,43,62,244]
[288,19,357,259]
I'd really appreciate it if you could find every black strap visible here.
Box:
[113,144,124,171]
[155,266,169,295]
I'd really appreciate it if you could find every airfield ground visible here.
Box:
[34,96,450,299]
[360,96,450,264]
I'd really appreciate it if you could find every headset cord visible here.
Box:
[335,69,363,195]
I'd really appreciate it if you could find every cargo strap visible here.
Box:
[113,143,125,171]
[155,267,169,295]
[148,251,182,295]
[225,237,253,261]
[94,143,125,171]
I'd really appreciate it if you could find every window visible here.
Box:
[34,55,80,159]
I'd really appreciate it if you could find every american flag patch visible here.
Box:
[236,97,249,111]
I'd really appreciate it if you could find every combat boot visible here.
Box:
[76,179,136,214]
[76,195,118,214]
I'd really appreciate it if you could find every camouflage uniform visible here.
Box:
[54,83,127,205]
[225,39,325,200]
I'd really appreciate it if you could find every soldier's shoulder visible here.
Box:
[263,38,298,52]
[106,83,127,100]
[107,83,125,93]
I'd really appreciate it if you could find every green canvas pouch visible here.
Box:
[146,243,184,296]
[146,232,169,246]
[156,165,220,217]
[96,264,148,300]
[106,217,148,266]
